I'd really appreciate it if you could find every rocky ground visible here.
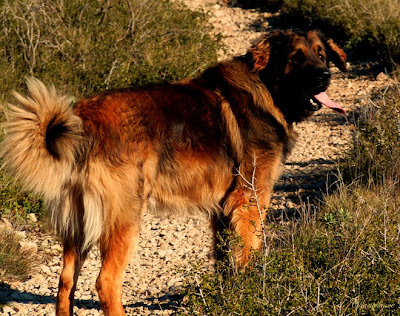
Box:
[0,0,393,315]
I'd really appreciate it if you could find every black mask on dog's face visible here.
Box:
[246,30,347,123]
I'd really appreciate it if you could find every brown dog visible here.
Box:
[1,30,346,315]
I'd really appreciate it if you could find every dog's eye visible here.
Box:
[317,46,326,62]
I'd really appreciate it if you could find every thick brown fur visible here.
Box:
[1,30,346,315]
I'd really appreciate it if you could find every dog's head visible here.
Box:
[245,30,347,123]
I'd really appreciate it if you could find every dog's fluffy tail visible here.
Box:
[1,78,83,201]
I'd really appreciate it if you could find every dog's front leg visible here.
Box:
[226,189,271,267]
[220,153,281,267]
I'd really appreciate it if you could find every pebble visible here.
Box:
[158,250,167,259]
[377,72,389,81]
[14,305,28,314]
[40,264,52,276]
[18,241,38,253]
[2,306,14,314]
[10,292,20,300]
[28,213,38,222]
[1,1,392,315]
[51,244,62,252]
[20,293,35,301]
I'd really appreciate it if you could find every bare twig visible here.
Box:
[195,274,209,312]
[105,59,119,89]
[236,155,269,298]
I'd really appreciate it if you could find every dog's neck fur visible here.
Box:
[198,58,296,162]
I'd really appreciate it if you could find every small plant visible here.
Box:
[0,227,37,280]
[0,172,44,224]
[181,186,400,315]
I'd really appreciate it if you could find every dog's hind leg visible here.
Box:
[95,222,141,316]
[56,239,90,316]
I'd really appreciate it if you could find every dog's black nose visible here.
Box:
[313,68,331,82]
[311,69,331,93]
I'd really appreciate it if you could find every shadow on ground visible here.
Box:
[0,282,183,314]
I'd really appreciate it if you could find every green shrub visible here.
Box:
[342,84,400,185]
[181,186,400,315]
[283,0,400,61]
[0,0,221,100]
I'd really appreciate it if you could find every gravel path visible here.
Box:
[0,1,392,315]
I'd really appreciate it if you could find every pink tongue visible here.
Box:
[314,92,345,114]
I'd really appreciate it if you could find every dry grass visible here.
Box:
[0,227,37,281]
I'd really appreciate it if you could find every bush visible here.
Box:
[283,0,400,61]
[0,0,221,100]
[343,83,400,185]
[230,0,400,62]
[181,188,400,315]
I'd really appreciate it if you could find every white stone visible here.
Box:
[157,250,167,259]
[377,72,389,81]
[28,213,38,222]
[15,231,27,239]
[40,264,52,276]
[51,244,62,252]
[18,241,38,253]
[2,305,14,314]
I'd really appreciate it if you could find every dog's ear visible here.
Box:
[325,38,347,72]
[245,30,292,73]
